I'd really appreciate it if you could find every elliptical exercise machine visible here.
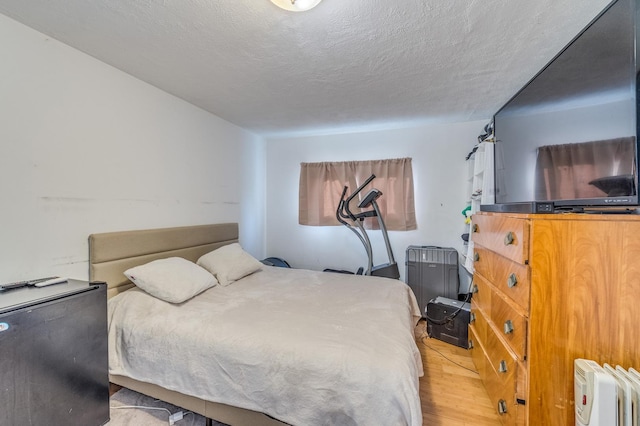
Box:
[336,174,400,279]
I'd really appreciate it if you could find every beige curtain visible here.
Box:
[535,137,635,200]
[299,157,417,231]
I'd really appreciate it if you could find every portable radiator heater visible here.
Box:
[574,359,640,426]
[406,246,459,318]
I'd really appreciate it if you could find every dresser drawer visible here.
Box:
[468,324,488,379]
[491,288,527,360]
[485,363,522,426]
[472,274,527,360]
[485,324,518,379]
[475,328,523,425]
[473,246,531,312]
[472,214,530,264]
[482,335,523,425]
[491,290,527,361]
[471,273,491,318]
[470,303,490,345]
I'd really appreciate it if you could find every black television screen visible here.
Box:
[487,0,639,212]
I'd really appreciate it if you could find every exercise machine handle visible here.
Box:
[345,174,376,220]
[336,186,351,225]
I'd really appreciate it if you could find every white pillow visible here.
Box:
[197,243,262,286]
[124,257,217,303]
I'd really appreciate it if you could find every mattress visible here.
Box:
[108,266,423,426]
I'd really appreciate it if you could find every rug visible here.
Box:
[108,387,228,426]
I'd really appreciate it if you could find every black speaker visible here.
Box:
[426,296,470,349]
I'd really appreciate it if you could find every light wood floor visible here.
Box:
[415,320,501,426]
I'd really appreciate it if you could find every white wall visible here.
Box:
[265,120,486,282]
[0,14,265,283]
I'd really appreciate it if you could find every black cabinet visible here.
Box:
[0,279,109,426]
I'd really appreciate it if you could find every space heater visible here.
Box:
[405,246,459,318]
[574,359,640,426]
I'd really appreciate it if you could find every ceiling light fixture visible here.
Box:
[270,0,322,12]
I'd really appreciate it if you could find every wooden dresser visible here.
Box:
[468,211,640,426]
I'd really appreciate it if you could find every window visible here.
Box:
[299,157,417,231]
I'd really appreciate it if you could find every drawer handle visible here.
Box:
[503,319,514,334]
[498,399,508,415]
[504,231,515,245]
[472,224,479,233]
[471,284,479,294]
[507,273,518,288]
[470,312,476,323]
[498,360,508,373]
[474,252,480,262]
[468,339,474,349]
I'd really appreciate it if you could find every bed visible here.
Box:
[89,223,423,426]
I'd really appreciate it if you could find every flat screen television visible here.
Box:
[482,0,640,213]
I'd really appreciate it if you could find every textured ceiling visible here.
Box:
[0,0,612,137]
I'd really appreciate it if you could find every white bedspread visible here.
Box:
[108,267,423,426]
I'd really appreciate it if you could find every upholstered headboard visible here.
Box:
[89,223,239,298]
